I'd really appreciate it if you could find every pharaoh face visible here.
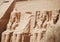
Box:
[52,10,59,24]
[36,11,40,19]
[40,11,46,21]
[15,12,21,23]
[42,11,47,22]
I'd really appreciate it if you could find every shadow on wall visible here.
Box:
[0,1,15,42]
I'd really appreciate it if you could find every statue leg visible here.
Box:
[5,32,13,42]
[30,35,33,42]
[16,33,22,42]
[37,32,41,42]
[12,32,17,42]
[12,32,22,42]
[1,32,6,42]
[30,33,37,42]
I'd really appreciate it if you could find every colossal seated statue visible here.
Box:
[1,9,21,42]
[12,11,36,42]
[39,10,60,42]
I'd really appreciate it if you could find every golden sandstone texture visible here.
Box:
[1,9,60,42]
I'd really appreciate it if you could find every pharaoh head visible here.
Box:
[52,10,59,24]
